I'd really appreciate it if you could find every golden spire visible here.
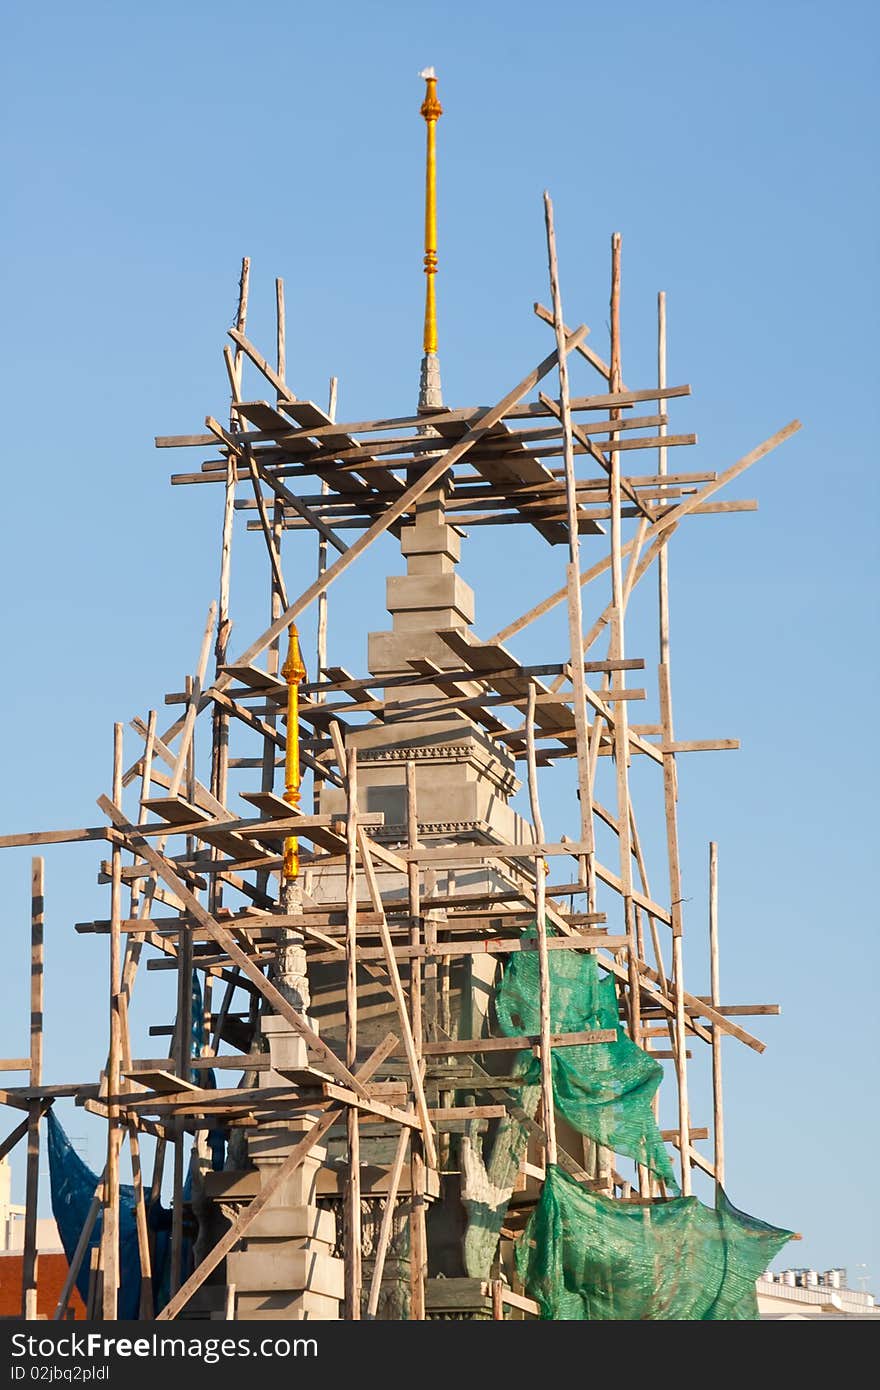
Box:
[420,67,442,356]
[281,623,307,881]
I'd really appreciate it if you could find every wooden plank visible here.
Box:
[494,1285,541,1317]
[319,933,626,963]
[429,1106,507,1122]
[155,384,692,450]
[0,826,113,850]
[123,1069,201,1095]
[400,839,591,865]
[422,1030,615,1056]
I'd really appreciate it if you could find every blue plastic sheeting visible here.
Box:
[46,1110,143,1317]
[46,974,216,1314]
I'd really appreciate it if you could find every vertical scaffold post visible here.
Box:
[21,855,44,1318]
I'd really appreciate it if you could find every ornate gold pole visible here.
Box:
[418,68,443,411]
[282,622,306,881]
[420,67,442,355]
[272,621,310,1014]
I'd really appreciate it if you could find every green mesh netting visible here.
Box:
[495,935,677,1187]
[517,1164,794,1319]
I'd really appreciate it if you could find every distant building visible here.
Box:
[0,1158,62,1254]
[0,1157,85,1319]
[758,1268,880,1320]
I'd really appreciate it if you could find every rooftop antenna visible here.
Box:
[418,67,443,410]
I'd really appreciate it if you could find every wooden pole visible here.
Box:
[313,377,336,813]
[344,747,362,1319]
[21,856,44,1318]
[102,725,124,1317]
[657,291,670,670]
[255,273,287,871]
[526,682,556,1168]
[604,234,642,1066]
[406,759,427,1320]
[116,736,154,1317]
[709,840,725,1193]
[365,1124,409,1318]
[169,681,194,1297]
[355,828,438,1171]
[275,277,286,400]
[211,257,250,906]
[52,1177,103,1320]
[658,662,691,1194]
[543,193,595,904]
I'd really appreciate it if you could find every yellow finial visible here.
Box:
[281,623,307,881]
[420,67,442,356]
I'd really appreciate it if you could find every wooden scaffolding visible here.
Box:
[0,158,801,1320]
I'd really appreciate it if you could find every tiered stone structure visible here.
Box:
[322,483,530,854]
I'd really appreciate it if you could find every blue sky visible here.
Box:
[1,1,877,1292]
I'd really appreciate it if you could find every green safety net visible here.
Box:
[495,934,677,1188]
[517,1164,794,1319]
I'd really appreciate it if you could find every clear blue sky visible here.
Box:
[2,1,877,1292]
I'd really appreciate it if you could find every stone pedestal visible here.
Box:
[230,1016,344,1320]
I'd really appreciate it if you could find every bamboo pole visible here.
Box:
[21,856,44,1318]
[543,193,595,904]
[102,725,124,1317]
[709,841,725,1192]
[344,747,362,1318]
[526,682,556,1168]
